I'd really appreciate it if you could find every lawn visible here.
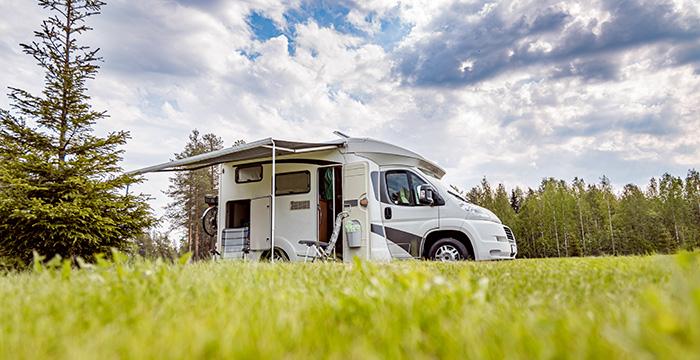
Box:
[0,253,698,359]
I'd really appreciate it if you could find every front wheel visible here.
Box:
[428,238,471,261]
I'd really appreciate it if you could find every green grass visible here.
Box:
[1,253,699,359]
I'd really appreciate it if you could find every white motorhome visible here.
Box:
[133,134,517,262]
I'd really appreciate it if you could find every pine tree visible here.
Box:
[509,188,524,213]
[492,183,516,227]
[164,130,226,260]
[0,0,152,264]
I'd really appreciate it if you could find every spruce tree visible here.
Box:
[0,0,152,264]
[164,130,225,260]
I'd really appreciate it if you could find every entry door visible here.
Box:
[250,197,271,250]
[342,162,370,260]
[380,168,439,257]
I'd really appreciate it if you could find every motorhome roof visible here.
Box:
[129,136,446,178]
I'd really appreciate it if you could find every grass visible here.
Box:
[0,253,699,359]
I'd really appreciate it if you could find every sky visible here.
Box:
[1,0,699,226]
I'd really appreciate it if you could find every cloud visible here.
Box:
[395,0,700,86]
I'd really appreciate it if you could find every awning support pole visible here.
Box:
[270,140,276,263]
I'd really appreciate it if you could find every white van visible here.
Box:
[133,134,517,262]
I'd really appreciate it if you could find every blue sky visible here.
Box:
[1,0,699,222]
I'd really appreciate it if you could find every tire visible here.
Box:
[428,238,472,261]
[262,248,290,262]
[201,206,218,237]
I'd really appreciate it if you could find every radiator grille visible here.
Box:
[504,227,515,242]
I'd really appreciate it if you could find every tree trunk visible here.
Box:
[578,199,586,256]
[607,199,615,255]
[552,206,560,257]
[58,0,74,164]
[194,217,200,260]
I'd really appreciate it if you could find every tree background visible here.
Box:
[459,169,700,258]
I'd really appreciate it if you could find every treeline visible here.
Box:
[459,171,700,258]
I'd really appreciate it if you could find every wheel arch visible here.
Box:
[421,229,475,259]
[260,237,297,261]
[260,246,291,261]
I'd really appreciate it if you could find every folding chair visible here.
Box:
[299,211,349,262]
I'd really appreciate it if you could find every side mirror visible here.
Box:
[417,185,435,205]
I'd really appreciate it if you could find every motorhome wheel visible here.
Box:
[429,238,470,261]
[262,248,290,262]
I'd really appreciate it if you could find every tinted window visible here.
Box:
[236,165,262,183]
[385,171,429,206]
[276,171,310,195]
[386,172,413,206]
[408,172,427,204]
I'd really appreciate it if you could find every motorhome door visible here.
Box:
[379,168,438,257]
[342,161,370,260]
[249,197,271,250]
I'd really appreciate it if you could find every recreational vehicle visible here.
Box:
[132,133,517,262]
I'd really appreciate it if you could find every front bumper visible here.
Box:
[487,242,517,259]
[465,221,518,260]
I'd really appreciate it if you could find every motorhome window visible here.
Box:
[236,165,262,183]
[385,171,431,206]
[408,173,427,204]
[386,172,413,206]
[276,171,310,195]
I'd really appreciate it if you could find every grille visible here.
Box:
[504,227,515,242]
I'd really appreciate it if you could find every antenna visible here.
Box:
[333,130,350,138]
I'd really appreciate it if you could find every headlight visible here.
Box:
[460,203,502,224]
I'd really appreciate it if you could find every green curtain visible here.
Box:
[323,168,334,201]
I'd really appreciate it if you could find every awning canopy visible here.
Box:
[128,138,345,175]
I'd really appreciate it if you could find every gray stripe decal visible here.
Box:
[384,226,423,257]
[371,223,385,237]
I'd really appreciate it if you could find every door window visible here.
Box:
[385,171,428,206]
[386,172,412,205]
[408,172,427,204]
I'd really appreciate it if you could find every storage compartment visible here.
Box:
[224,198,270,252]
[250,197,271,250]
[222,200,252,260]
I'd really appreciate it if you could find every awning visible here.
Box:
[128,138,346,175]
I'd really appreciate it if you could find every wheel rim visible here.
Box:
[271,249,289,262]
[435,244,462,261]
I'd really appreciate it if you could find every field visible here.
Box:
[1,253,699,359]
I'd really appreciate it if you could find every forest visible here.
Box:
[460,171,700,258]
